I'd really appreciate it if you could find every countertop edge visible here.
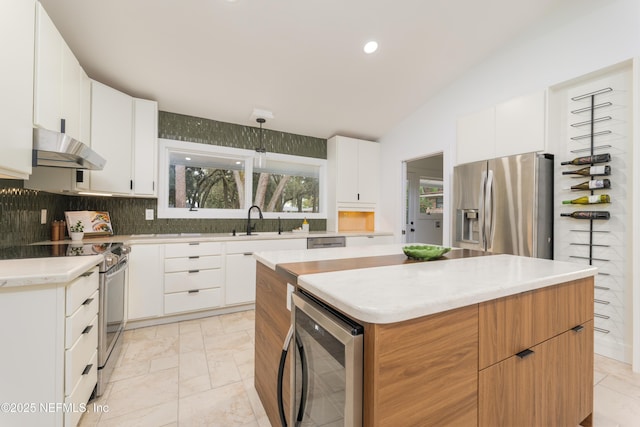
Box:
[0,255,104,289]
[296,256,598,324]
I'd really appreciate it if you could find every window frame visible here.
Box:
[157,138,327,219]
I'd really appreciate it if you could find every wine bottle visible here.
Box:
[562,165,611,176]
[561,153,611,166]
[560,211,610,220]
[570,179,611,190]
[562,194,610,204]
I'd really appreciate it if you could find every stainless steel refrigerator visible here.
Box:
[453,152,553,258]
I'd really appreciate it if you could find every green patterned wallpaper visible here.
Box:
[159,111,326,159]
[0,114,327,246]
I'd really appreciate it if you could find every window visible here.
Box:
[418,178,443,215]
[253,160,320,214]
[158,139,326,219]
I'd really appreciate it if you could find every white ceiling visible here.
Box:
[40,0,566,141]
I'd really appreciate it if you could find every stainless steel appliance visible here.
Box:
[306,236,346,249]
[453,152,553,258]
[288,290,363,427]
[96,243,129,397]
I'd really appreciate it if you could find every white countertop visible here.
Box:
[35,230,393,245]
[254,243,410,270]
[296,254,597,324]
[0,255,103,289]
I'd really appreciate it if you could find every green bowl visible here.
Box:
[403,245,451,261]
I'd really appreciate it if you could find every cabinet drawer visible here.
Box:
[164,288,222,314]
[65,290,98,348]
[226,238,307,254]
[164,242,222,258]
[164,255,222,273]
[64,350,97,427]
[66,266,99,314]
[65,315,98,394]
[164,269,223,293]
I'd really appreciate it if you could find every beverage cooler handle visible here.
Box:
[277,325,308,427]
[485,170,495,250]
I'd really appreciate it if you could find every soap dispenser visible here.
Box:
[302,218,309,232]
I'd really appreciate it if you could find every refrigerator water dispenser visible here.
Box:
[456,209,480,243]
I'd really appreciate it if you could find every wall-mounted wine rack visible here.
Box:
[562,87,613,335]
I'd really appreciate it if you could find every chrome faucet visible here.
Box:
[247,205,263,235]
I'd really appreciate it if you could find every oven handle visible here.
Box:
[104,258,128,279]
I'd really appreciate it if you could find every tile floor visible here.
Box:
[79,310,640,427]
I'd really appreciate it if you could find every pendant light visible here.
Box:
[254,118,267,169]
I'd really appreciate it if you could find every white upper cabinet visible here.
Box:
[329,136,379,205]
[90,81,158,197]
[494,90,546,158]
[456,90,546,164]
[456,106,495,164]
[132,98,158,196]
[33,2,83,141]
[90,80,134,194]
[0,0,35,179]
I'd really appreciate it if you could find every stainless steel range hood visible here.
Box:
[32,127,106,170]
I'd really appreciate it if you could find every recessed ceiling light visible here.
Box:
[363,41,378,54]
[185,157,191,161]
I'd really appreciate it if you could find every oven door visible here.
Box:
[99,258,127,366]
[291,291,363,427]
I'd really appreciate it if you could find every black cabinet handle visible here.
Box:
[189,242,200,246]
[80,271,94,277]
[188,269,200,274]
[60,118,66,133]
[188,289,200,294]
[82,298,94,305]
[243,252,253,256]
[572,325,585,333]
[82,364,93,375]
[188,256,200,259]
[82,325,93,334]
[516,349,534,359]
[130,180,133,190]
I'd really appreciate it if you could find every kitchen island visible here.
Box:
[253,245,597,426]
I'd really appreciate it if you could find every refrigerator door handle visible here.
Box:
[480,170,487,248]
[485,169,494,251]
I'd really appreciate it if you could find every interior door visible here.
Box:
[405,172,418,243]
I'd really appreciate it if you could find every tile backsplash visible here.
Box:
[1,113,327,247]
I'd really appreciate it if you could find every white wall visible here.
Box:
[377,0,640,244]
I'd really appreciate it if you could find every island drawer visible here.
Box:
[164,288,222,314]
[164,269,223,293]
[65,314,98,394]
[65,290,98,348]
[164,255,222,273]
[164,242,222,258]
[65,266,99,314]
[479,277,593,369]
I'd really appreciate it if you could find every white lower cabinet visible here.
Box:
[225,239,307,306]
[345,235,394,247]
[128,244,163,320]
[163,242,224,315]
[0,264,99,427]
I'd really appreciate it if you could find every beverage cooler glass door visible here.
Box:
[291,292,363,427]
[453,160,488,251]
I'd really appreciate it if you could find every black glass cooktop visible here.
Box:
[0,242,121,260]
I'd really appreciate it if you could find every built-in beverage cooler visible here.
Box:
[551,61,633,363]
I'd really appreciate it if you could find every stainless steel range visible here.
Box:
[96,243,129,397]
[0,242,129,397]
